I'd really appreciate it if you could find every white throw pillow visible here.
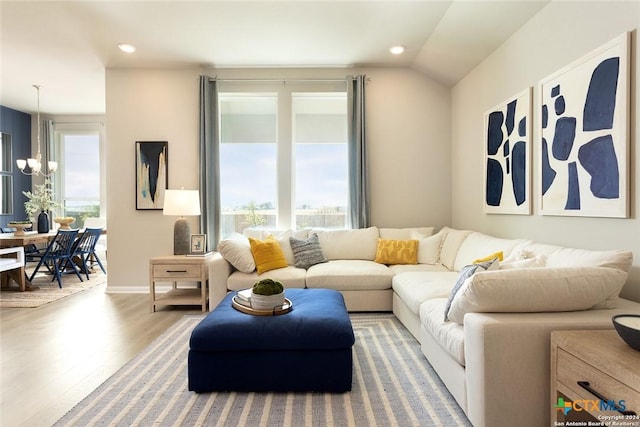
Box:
[217,233,255,273]
[499,256,546,270]
[446,267,628,324]
[411,230,444,265]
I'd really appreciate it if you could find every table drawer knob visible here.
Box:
[578,381,637,415]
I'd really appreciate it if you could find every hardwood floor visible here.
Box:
[0,282,202,426]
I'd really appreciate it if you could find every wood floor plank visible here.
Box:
[0,281,202,427]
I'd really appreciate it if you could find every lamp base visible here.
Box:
[174,218,191,255]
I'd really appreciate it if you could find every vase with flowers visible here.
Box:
[22,179,60,233]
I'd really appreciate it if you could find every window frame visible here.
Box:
[53,122,106,225]
[218,81,348,235]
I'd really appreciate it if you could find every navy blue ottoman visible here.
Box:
[188,288,355,393]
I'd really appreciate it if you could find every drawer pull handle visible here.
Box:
[166,270,188,273]
[577,381,637,416]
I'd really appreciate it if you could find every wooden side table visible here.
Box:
[551,330,640,425]
[149,254,213,313]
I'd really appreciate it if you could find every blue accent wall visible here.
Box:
[0,105,32,227]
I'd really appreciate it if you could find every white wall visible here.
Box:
[451,1,640,301]
[105,67,451,291]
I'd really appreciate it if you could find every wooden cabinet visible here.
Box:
[551,330,640,426]
[149,254,213,312]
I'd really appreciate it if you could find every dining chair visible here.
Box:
[71,227,106,279]
[29,229,82,288]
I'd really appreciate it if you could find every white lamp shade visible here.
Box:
[163,189,201,216]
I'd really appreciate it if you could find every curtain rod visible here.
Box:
[53,121,104,126]
[213,77,348,83]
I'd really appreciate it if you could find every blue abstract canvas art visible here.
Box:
[539,32,629,218]
[136,141,168,210]
[483,88,531,215]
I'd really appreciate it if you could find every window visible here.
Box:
[219,82,348,238]
[293,94,348,229]
[54,126,104,228]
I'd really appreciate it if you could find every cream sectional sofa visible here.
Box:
[209,226,434,311]
[392,227,639,427]
[209,225,640,427]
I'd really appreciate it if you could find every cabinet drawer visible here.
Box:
[153,264,201,278]
[557,348,640,414]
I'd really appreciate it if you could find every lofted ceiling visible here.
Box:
[0,0,548,116]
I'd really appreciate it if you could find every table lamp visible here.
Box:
[163,189,201,255]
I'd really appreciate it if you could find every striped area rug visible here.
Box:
[54,314,471,426]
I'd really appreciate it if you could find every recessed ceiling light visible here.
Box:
[390,45,406,55]
[118,43,136,53]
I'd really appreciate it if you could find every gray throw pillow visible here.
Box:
[444,259,497,322]
[289,233,327,269]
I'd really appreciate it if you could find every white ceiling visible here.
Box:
[0,0,548,116]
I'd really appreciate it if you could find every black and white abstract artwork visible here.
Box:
[484,88,531,215]
[539,32,629,218]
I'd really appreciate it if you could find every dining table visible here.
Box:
[0,230,57,249]
[0,229,106,290]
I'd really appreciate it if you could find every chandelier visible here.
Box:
[16,85,58,176]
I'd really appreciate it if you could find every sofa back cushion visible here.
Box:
[379,227,434,240]
[519,241,633,273]
[313,227,379,260]
[446,266,628,324]
[439,227,472,270]
[453,231,525,272]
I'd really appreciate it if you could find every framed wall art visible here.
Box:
[483,87,532,215]
[538,32,629,218]
[135,141,168,210]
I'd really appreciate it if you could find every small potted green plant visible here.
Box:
[251,278,285,310]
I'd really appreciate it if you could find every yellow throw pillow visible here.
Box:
[374,239,418,265]
[249,235,288,274]
[473,251,504,264]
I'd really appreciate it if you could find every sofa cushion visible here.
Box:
[226,267,307,291]
[289,233,327,269]
[444,260,498,321]
[388,263,450,275]
[374,239,418,265]
[420,298,466,365]
[392,271,459,314]
[446,267,629,324]
[412,230,444,265]
[249,236,288,274]
[379,227,434,240]
[313,227,379,260]
[439,227,473,270]
[518,241,633,272]
[217,233,255,273]
[306,260,393,290]
[453,231,523,271]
